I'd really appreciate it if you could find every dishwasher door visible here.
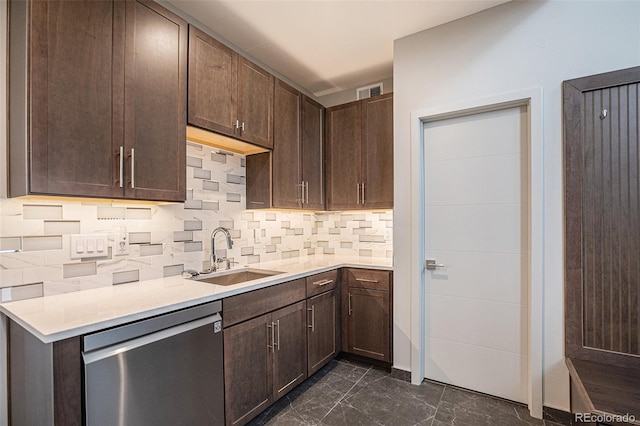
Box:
[83,311,224,426]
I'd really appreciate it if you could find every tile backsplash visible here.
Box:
[0,142,393,301]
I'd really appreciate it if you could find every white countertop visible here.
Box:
[0,255,392,343]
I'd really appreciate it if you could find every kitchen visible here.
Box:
[1,0,639,425]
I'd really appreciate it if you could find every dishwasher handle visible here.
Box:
[83,313,221,365]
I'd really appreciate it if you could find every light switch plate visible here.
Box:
[70,234,109,259]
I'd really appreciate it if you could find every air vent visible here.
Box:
[356,83,383,100]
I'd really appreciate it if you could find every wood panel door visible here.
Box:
[237,56,274,149]
[301,95,325,210]
[361,93,393,208]
[346,287,391,362]
[29,0,124,198]
[187,25,237,137]
[564,66,640,368]
[307,290,338,375]
[224,314,273,426]
[271,301,308,401]
[326,101,362,210]
[246,152,271,209]
[123,0,186,202]
[272,80,302,209]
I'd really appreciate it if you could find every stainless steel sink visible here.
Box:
[194,269,283,286]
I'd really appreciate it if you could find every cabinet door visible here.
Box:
[308,290,338,375]
[361,93,393,208]
[29,0,124,198]
[237,56,274,149]
[187,25,237,137]
[272,80,302,209]
[124,0,186,201]
[346,287,391,362]
[301,96,325,210]
[272,301,308,401]
[224,314,273,426]
[246,152,271,210]
[326,101,361,210]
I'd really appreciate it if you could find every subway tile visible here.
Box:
[281,221,291,229]
[184,241,203,252]
[323,247,335,255]
[241,247,254,256]
[186,189,194,200]
[113,270,139,285]
[23,204,63,220]
[358,221,373,228]
[294,228,304,235]
[187,156,203,168]
[64,262,97,278]
[334,221,347,228]
[23,266,63,283]
[227,192,242,203]
[126,208,152,220]
[247,255,260,264]
[328,228,341,235]
[265,213,277,221]
[219,220,234,229]
[271,236,282,244]
[0,282,44,302]
[211,152,227,163]
[240,158,246,167]
[341,241,353,249]
[22,236,63,251]
[202,180,220,191]
[286,229,295,236]
[226,174,245,185]
[184,220,202,231]
[174,231,193,242]
[266,245,276,253]
[303,241,311,249]
[303,214,312,221]
[248,221,260,229]
[359,249,373,257]
[0,237,22,252]
[129,232,152,245]
[315,221,323,228]
[203,201,220,210]
[306,248,316,255]
[163,264,184,277]
[352,228,366,235]
[187,141,203,150]
[230,229,241,239]
[241,212,254,221]
[317,240,329,248]
[140,244,163,256]
[193,168,211,180]
[97,206,126,220]
[351,214,366,221]
[0,269,23,288]
[184,200,203,210]
[44,220,81,235]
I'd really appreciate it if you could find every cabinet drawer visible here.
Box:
[223,278,306,328]
[306,269,338,297]
[344,268,390,291]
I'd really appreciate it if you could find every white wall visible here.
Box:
[393,0,640,411]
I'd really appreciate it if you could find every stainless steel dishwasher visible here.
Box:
[82,301,224,426]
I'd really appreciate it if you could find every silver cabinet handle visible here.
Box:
[266,323,274,353]
[308,306,315,332]
[356,183,361,204]
[348,292,352,316]
[299,182,305,203]
[305,182,309,204]
[362,182,365,204]
[234,119,239,129]
[312,279,333,286]
[119,146,124,188]
[275,320,280,351]
[355,278,378,283]
[130,148,135,189]
[425,259,445,270]
[241,122,245,131]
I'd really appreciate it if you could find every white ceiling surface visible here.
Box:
[169,0,509,97]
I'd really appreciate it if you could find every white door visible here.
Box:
[423,105,529,403]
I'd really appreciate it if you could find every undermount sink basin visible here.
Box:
[194,269,283,286]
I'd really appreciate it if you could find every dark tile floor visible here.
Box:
[249,358,564,426]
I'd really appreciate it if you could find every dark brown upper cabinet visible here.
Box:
[326,93,393,210]
[188,26,274,150]
[8,0,186,202]
[270,80,324,210]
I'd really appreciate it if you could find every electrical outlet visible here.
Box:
[114,227,129,256]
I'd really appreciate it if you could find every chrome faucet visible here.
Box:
[210,227,233,272]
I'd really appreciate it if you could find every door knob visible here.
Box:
[425,259,445,270]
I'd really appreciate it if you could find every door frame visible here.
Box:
[408,88,543,417]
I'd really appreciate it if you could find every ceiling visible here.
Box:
[168,0,509,98]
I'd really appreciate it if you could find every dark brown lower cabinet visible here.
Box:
[342,268,393,364]
[223,300,307,426]
[307,289,338,375]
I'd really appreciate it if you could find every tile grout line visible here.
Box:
[427,382,447,426]
[320,365,373,423]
